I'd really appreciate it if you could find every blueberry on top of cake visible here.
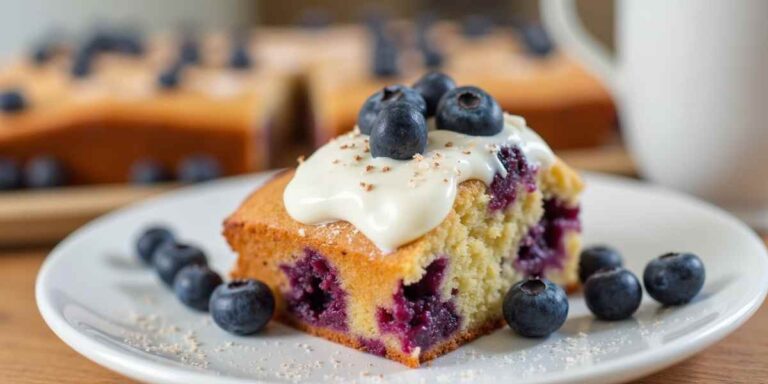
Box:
[224,72,583,367]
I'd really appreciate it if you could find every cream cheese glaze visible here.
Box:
[283,114,555,253]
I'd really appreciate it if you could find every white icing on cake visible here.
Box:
[283,114,555,253]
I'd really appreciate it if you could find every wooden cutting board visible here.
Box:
[0,145,635,247]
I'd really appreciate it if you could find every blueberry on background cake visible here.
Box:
[25,156,67,188]
[224,80,583,367]
[0,89,27,113]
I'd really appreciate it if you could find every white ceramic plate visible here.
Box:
[36,172,768,384]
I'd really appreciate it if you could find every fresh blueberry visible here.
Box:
[503,278,568,338]
[130,159,171,184]
[462,14,494,38]
[157,65,182,89]
[31,43,53,65]
[177,155,221,183]
[210,279,275,335]
[152,241,207,286]
[357,85,426,135]
[0,158,22,190]
[584,267,642,321]
[25,156,67,188]
[520,23,554,56]
[179,38,200,65]
[643,252,705,306]
[173,265,223,311]
[370,102,428,160]
[114,32,144,56]
[135,226,175,264]
[371,38,399,78]
[421,46,443,69]
[229,45,252,69]
[436,86,503,136]
[579,245,623,283]
[85,30,117,52]
[412,72,456,117]
[71,49,92,78]
[0,89,26,113]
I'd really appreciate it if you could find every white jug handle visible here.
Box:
[540,0,619,94]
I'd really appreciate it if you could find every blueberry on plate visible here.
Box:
[152,241,207,286]
[173,265,223,311]
[135,226,175,264]
[130,159,171,184]
[357,85,426,135]
[436,86,503,136]
[370,102,428,160]
[412,72,456,117]
[643,252,705,306]
[579,245,623,283]
[584,267,642,321]
[0,89,26,113]
[503,278,568,338]
[177,155,221,183]
[24,155,67,188]
[0,158,22,190]
[210,279,275,335]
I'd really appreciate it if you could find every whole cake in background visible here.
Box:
[224,72,583,367]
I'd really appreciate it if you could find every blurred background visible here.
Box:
[0,1,614,56]
[1,0,766,246]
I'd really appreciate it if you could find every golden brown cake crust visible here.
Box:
[224,157,583,367]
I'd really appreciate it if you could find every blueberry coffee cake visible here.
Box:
[224,72,583,367]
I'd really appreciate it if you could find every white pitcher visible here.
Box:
[542,0,768,228]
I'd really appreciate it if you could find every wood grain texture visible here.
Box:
[1,242,765,383]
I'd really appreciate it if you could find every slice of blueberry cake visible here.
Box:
[223,73,583,367]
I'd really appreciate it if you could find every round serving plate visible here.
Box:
[36,171,768,384]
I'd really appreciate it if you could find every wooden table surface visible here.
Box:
[1,246,766,383]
